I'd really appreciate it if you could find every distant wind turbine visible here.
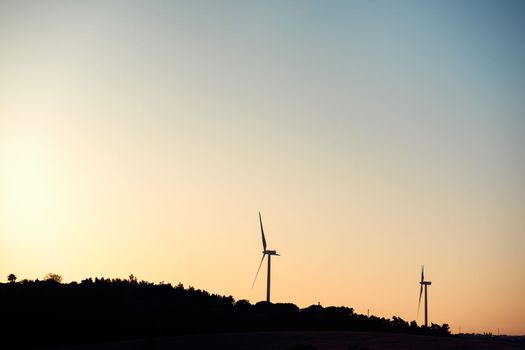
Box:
[418,265,432,327]
[252,212,279,302]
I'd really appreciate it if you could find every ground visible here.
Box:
[59,331,525,350]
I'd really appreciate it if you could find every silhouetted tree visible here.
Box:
[44,273,62,283]
[430,322,450,336]
[235,299,251,308]
[7,273,17,283]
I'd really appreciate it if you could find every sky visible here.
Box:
[0,0,524,335]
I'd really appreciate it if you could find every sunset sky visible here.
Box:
[1,0,524,335]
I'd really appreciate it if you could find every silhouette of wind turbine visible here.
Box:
[418,265,432,327]
[252,212,279,302]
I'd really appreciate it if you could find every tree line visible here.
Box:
[1,274,450,348]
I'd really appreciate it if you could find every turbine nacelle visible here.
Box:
[263,250,279,255]
[420,281,432,285]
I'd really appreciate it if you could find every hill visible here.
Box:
[1,277,450,348]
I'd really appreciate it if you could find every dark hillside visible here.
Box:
[1,278,450,348]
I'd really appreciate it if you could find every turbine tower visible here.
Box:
[252,212,279,302]
[418,265,432,327]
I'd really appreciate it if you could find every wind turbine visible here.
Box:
[418,265,432,327]
[252,212,279,302]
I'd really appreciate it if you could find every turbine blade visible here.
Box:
[417,284,423,317]
[421,265,424,282]
[259,211,267,251]
[251,254,266,289]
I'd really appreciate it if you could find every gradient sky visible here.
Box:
[1,0,524,335]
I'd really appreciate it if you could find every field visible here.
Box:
[61,331,525,350]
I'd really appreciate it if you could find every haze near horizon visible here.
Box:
[1,0,524,335]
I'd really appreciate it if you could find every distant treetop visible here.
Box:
[44,273,63,283]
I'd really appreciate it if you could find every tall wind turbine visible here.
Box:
[418,265,432,327]
[252,212,279,302]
